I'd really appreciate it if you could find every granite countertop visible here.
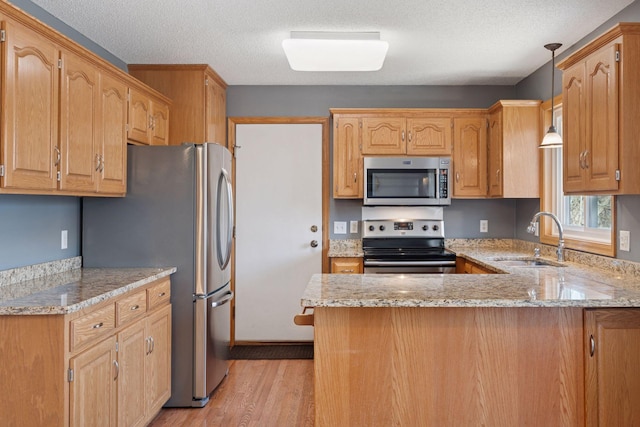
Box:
[0,265,176,315]
[302,243,640,308]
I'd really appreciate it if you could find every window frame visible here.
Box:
[539,96,616,257]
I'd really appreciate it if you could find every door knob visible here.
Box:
[310,240,318,248]
[310,225,318,232]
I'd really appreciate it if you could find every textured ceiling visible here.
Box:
[29,0,634,85]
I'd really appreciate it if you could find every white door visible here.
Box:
[234,123,322,341]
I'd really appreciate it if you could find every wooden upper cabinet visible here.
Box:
[406,117,452,155]
[584,309,640,426]
[487,100,541,198]
[1,19,60,191]
[98,72,127,194]
[361,117,406,154]
[333,116,362,198]
[557,23,640,195]
[560,44,619,193]
[128,64,228,146]
[452,115,488,197]
[127,88,152,144]
[59,49,99,193]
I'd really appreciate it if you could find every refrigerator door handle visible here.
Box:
[216,168,234,270]
[210,291,234,308]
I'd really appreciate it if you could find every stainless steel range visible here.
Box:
[362,218,456,274]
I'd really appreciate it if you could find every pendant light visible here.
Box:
[539,42,563,148]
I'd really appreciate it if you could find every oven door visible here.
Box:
[364,260,456,274]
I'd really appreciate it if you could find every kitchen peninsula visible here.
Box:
[304,242,640,426]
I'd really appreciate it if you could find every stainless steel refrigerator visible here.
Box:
[82,143,234,407]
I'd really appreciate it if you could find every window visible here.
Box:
[540,97,616,256]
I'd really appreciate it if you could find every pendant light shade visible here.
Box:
[539,43,563,149]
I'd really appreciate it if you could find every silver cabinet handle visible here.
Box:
[130,304,139,311]
[158,292,166,297]
[401,130,405,141]
[408,131,412,142]
[211,291,234,308]
[92,322,104,329]
[341,269,354,273]
[353,172,357,183]
[146,337,151,355]
[95,154,101,171]
[150,336,155,354]
[310,240,318,248]
[496,169,500,179]
[113,360,119,380]
[590,335,595,357]
[583,150,589,169]
[54,146,61,166]
[456,172,460,183]
[99,155,104,172]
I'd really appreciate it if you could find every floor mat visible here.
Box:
[229,344,314,360]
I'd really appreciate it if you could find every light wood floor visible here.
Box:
[148,359,314,427]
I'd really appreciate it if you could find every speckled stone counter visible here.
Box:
[0,265,176,315]
[327,239,363,257]
[302,242,640,308]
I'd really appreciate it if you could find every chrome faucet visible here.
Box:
[527,211,565,262]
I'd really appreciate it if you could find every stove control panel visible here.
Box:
[363,219,445,238]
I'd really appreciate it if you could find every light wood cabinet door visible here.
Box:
[406,117,452,155]
[59,49,99,193]
[330,257,363,274]
[486,101,541,198]
[150,101,170,146]
[562,61,587,193]
[145,304,172,417]
[452,116,487,197]
[206,75,227,145]
[584,309,640,426]
[117,320,147,427]
[361,117,406,154]
[1,19,59,191]
[98,72,127,194]
[69,335,117,427]
[128,88,151,144]
[584,44,619,192]
[333,117,362,198]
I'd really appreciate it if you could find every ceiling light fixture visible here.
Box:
[539,42,563,149]
[282,31,389,72]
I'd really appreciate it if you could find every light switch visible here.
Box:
[334,221,347,234]
[350,220,359,234]
[480,220,488,233]
[61,230,68,249]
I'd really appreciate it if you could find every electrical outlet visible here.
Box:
[61,230,68,250]
[334,221,347,235]
[480,220,488,233]
[620,230,630,252]
[350,220,359,234]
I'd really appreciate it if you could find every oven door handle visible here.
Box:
[364,260,457,267]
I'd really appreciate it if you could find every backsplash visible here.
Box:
[0,256,82,287]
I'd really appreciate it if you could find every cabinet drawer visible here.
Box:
[147,278,171,310]
[116,290,147,326]
[70,303,115,352]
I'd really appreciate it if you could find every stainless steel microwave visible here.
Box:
[363,157,451,206]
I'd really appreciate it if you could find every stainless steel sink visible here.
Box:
[488,257,566,268]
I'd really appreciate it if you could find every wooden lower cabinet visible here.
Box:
[69,336,118,427]
[456,257,496,274]
[0,277,172,426]
[314,306,585,426]
[330,257,363,274]
[584,308,640,426]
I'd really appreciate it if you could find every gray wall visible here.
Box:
[0,0,126,271]
[0,196,80,270]
[515,0,640,262]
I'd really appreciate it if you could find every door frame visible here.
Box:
[227,116,330,344]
